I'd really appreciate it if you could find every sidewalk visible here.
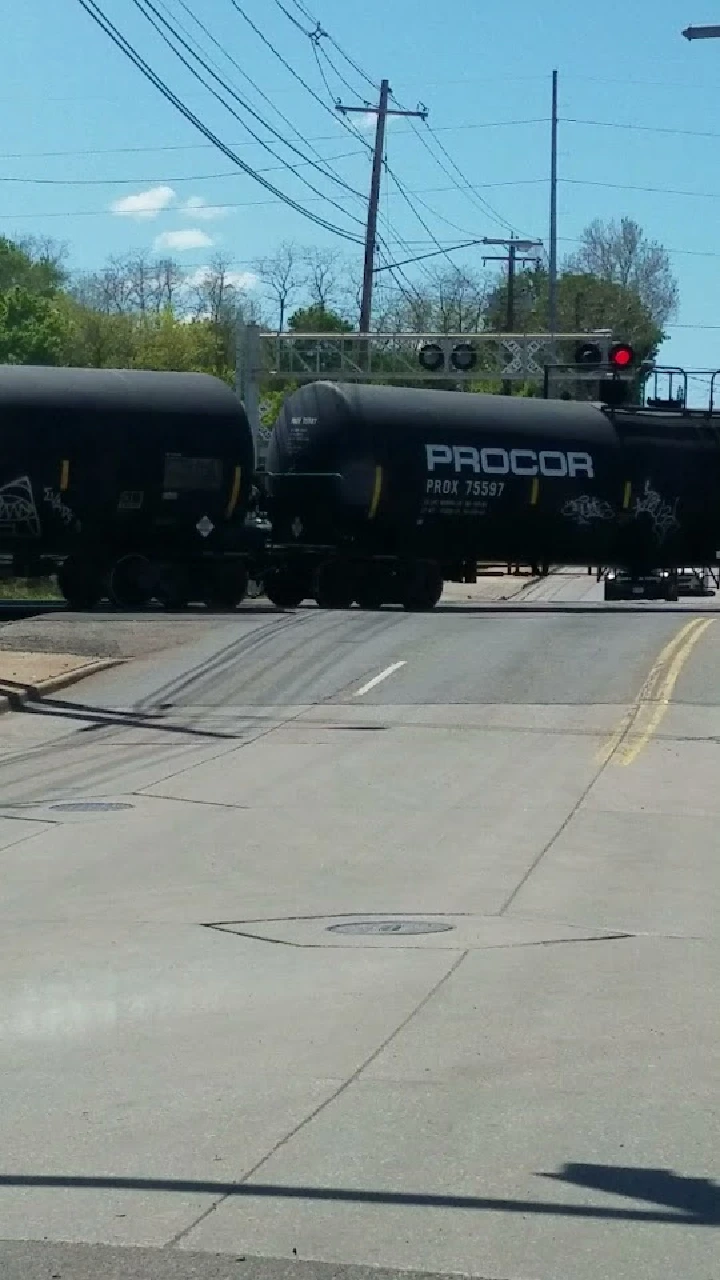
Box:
[440,569,540,605]
[0,651,120,714]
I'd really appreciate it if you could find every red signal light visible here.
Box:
[609,342,634,369]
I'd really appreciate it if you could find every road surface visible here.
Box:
[0,570,718,1279]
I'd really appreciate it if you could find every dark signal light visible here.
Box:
[609,342,634,369]
[574,341,603,366]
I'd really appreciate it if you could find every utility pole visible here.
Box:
[482,236,543,393]
[337,82,427,332]
[548,69,558,337]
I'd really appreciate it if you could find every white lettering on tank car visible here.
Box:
[425,444,594,480]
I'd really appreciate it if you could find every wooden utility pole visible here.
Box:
[482,236,543,393]
[337,82,427,332]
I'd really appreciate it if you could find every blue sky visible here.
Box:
[4,0,720,395]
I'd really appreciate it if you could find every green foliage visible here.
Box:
[288,303,352,333]
[0,236,66,297]
[0,287,71,365]
[484,267,664,367]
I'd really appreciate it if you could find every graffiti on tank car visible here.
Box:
[633,480,679,543]
[0,475,41,537]
[562,494,614,526]
[43,487,75,526]
[425,444,594,479]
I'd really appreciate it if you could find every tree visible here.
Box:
[288,303,352,333]
[483,266,664,367]
[0,235,67,297]
[564,217,678,329]
[286,304,352,378]
[301,246,342,311]
[0,286,71,364]
[253,242,301,332]
[377,266,488,334]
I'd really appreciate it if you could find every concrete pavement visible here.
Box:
[0,572,718,1280]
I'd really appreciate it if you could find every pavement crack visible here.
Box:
[165,948,470,1250]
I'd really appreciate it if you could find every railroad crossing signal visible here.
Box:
[418,341,477,372]
[574,340,635,370]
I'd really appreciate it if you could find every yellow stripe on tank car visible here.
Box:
[530,476,539,505]
[60,459,70,492]
[368,465,383,520]
[623,480,632,509]
[225,465,242,518]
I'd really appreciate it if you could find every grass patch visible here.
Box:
[0,577,62,601]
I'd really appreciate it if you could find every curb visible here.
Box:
[0,657,123,716]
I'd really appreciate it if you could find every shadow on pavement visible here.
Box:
[14,696,240,741]
[0,1165,716,1225]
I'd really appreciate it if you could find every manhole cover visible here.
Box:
[327,919,454,936]
[50,801,134,813]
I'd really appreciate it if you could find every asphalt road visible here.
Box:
[1,571,718,1280]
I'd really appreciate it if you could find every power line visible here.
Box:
[412,116,519,235]
[273,7,522,262]
[226,0,373,154]
[385,87,522,237]
[73,0,363,242]
[0,119,547,161]
[279,0,378,91]
[561,176,720,200]
[385,166,472,277]
[129,0,365,226]
[0,180,547,220]
[0,148,364,186]
[166,0,366,199]
[563,115,720,141]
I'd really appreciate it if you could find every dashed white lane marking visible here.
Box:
[353,661,407,698]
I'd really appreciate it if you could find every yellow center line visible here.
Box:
[596,616,714,768]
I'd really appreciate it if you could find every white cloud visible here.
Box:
[153,228,214,252]
[186,266,258,291]
[181,195,229,222]
[110,184,176,220]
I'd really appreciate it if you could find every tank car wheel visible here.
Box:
[156,563,191,611]
[264,570,306,610]
[354,572,386,610]
[57,558,102,611]
[355,588,385,610]
[315,561,354,610]
[401,563,444,612]
[203,563,248,611]
[109,554,156,610]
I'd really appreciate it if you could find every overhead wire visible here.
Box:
[0,148,365,185]
[225,0,373,153]
[166,0,366,198]
[0,118,547,160]
[305,36,466,279]
[268,0,472,283]
[278,0,378,91]
[73,0,363,242]
[273,4,523,243]
[390,90,521,237]
[128,0,366,228]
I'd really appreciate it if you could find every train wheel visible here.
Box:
[203,563,248,611]
[315,561,354,610]
[109,554,156,609]
[156,563,190,611]
[264,570,305,610]
[401,563,444,612]
[355,588,385,610]
[355,572,386,610]
[57,557,102,611]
